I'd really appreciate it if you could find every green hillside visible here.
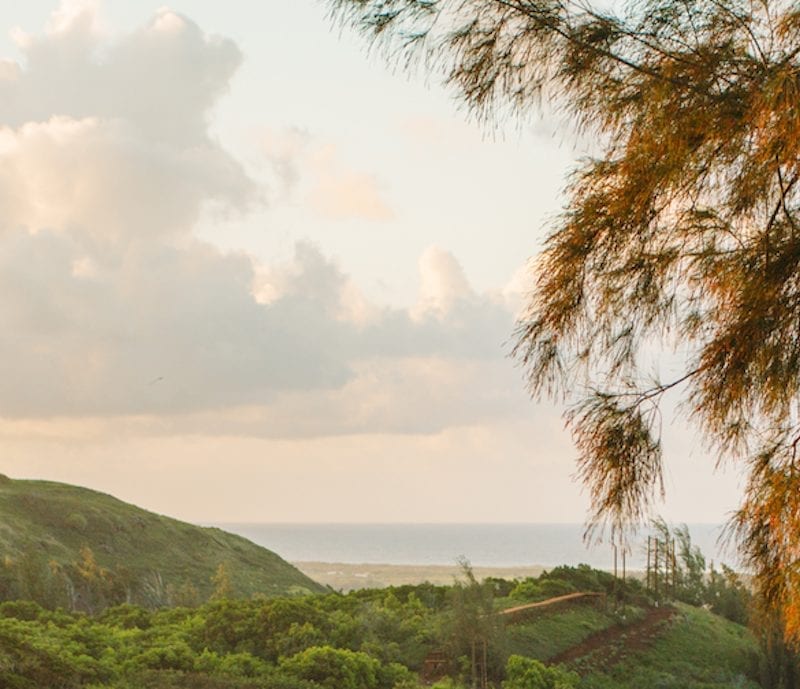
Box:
[0,555,772,689]
[579,603,761,688]
[498,596,760,688]
[0,475,325,604]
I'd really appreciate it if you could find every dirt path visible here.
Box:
[499,592,605,617]
[547,605,676,674]
[498,592,605,624]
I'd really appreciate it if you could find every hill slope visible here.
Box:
[502,594,762,688]
[0,475,325,603]
[560,603,761,688]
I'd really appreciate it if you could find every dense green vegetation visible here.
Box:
[0,476,324,609]
[0,586,438,689]
[0,561,766,689]
[0,483,775,688]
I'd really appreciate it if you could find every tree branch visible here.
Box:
[488,0,712,94]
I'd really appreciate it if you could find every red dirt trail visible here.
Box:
[547,605,676,673]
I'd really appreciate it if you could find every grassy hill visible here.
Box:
[505,601,637,660]
[578,603,762,688]
[0,553,769,689]
[0,475,325,602]
[503,599,760,688]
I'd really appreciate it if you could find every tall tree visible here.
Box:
[328,0,800,642]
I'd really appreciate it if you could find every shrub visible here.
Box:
[502,655,579,689]
[65,512,88,531]
[279,645,381,689]
[510,580,543,601]
[0,599,46,621]
[100,603,152,630]
[536,580,576,600]
[134,640,195,672]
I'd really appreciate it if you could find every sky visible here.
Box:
[0,0,744,524]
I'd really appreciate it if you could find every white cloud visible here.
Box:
[411,245,473,321]
[499,260,534,317]
[260,129,393,221]
[260,126,311,197]
[137,356,532,438]
[308,147,393,221]
[44,0,105,36]
[0,3,525,439]
[0,225,519,431]
[152,7,186,34]
[2,4,242,145]
[0,116,253,241]
[253,244,378,325]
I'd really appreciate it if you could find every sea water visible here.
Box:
[212,523,735,570]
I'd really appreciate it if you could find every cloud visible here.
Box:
[0,227,520,431]
[0,116,253,242]
[4,6,242,145]
[0,5,255,244]
[0,3,525,438]
[260,129,393,221]
[308,144,393,221]
[499,260,534,318]
[411,246,473,321]
[396,115,476,151]
[139,356,532,438]
[260,126,311,197]
[0,236,358,417]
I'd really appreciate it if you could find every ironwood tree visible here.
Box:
[328,0,800,642]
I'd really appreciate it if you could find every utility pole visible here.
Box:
[654,538,659,598]
[622,547,626,585]
[612,543,618,609]
[672,538,677,597]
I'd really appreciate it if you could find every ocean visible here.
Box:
[213,523,737,571]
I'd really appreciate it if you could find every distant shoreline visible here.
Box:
[292,561,649,591]
[292,561,548,591]
[217,523,731,573]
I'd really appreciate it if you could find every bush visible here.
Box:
[536,580,576,600]
[543,565,614,594]
[378,661,415,689]
[502,655,579,689]
[0,599,46,621]
[510,580,543,601]
[105,669,315,689]
[0,617,107,689]
[133,640,195,672]
[280,645,382,689]
[65,512,88,531]
[100,603,152,630]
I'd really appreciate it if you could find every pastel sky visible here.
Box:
[0,0,743,524]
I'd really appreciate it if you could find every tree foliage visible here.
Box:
[327,0,800,643]
[0,571,762,688]
[443,561,507,682]
[0,586,439,689]
[503,655,579,689]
